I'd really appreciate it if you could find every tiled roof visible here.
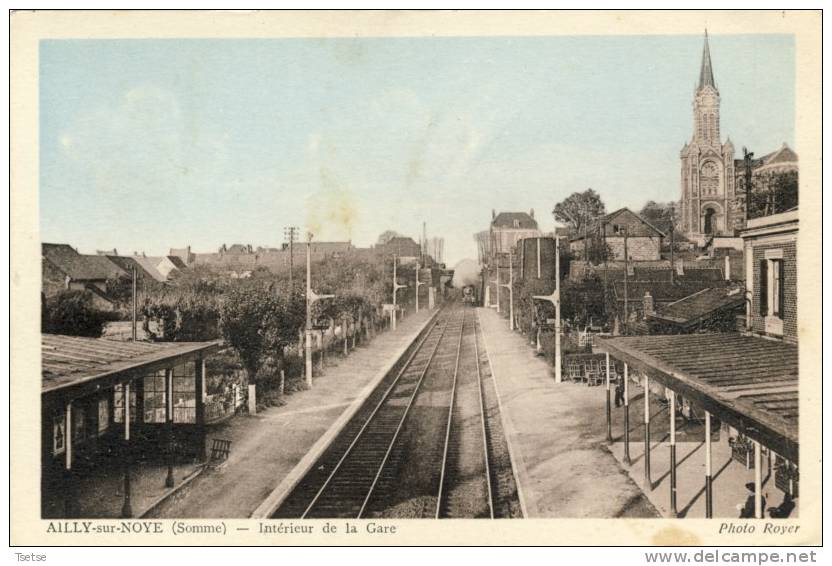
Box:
[130,256,167,282]
[105,255,160,281]
[572,207,665,241]
[166,255,188,270]
[612,279,725,303]
[599,333,798,460]
[43,243,126,281]
[650,286,745,327]
[41,334,220,397]
[492,212,538,229]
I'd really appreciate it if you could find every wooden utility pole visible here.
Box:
[670,208,676,285]
[623,229,629,334]
[743,147,754,223]
[131,267,137,342]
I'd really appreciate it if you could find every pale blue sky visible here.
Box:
[40,34,794,264]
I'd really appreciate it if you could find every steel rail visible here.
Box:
[299,309,446,519]
[473,313,496,519]
[434,308,468,518]
[357,308,465,518]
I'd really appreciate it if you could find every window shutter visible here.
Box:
[759,260,768,316]
[778,260,785,319]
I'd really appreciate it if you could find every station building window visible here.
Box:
[173,362,196,423]
[52,412,66,456]
[143,370,167,423]
[72,405,87,443]
[114,383,137,423]
[97,397,110,435]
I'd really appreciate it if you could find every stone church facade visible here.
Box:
[679,32,739,245]
[678,32,798,246]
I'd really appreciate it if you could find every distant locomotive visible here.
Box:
[461,285,479,306]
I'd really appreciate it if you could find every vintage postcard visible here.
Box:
[9,10,822,547]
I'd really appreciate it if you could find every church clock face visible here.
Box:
[700,160,720,196]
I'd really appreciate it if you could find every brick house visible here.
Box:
[570,208,665,262]
[741,208,798,343]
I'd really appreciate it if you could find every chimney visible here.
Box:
[643,291,655,316]
[724,255,731,281]
[492,209,496,220]
[530,208,535,219]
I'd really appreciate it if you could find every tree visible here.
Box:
[552,189,606,235]
[742,170,798,219]
[473,230,491,266]
[376,230,401,246]
[43,290,109,337]
[220,285,283,384]
[639,201,677,235]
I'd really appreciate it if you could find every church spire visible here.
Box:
[698,30,716,90]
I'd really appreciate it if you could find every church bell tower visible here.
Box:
[679,31,737,244]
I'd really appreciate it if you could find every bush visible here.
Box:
[142,292,221,342]
[43,290,108,337]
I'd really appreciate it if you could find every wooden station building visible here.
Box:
[41,334,220,518]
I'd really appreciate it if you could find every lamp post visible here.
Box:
[305,232,334,388]
[500,248,515,331]
[392,255,406,330]
[415,261,424,313]
[534,236,562,383]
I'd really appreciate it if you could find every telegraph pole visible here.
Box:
[623,228,629,335]
[131,267,137,341]
[743,147,755,223]
[669,208,675,285]
[284,226,298,290]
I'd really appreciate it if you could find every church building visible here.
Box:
[678,32,798,246]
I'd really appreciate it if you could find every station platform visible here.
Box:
[476,307,658,518]
[148,307,437,518]
[606,380,799,519]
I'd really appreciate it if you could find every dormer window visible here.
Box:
[513,219,520,228]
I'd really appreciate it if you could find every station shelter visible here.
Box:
[41,333,220,518]
[597,209,799,519]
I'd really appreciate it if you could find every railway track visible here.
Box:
[436,307,493,518]
[272,302,521,519]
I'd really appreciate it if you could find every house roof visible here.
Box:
[631,266,724,282]
[570,207,666,241]
[734,143,798,171]
[649,286,745,327]
[105,255,160,281]
[130,256,167,282]
[41,334,220,400]
[492,211,538,230]
[43,243,127,281]
[612,279,726,303]
[599,333,798,460]
[166,255,188,270]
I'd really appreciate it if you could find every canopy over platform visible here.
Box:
[41,334,221,401]
[599,333,798,461]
